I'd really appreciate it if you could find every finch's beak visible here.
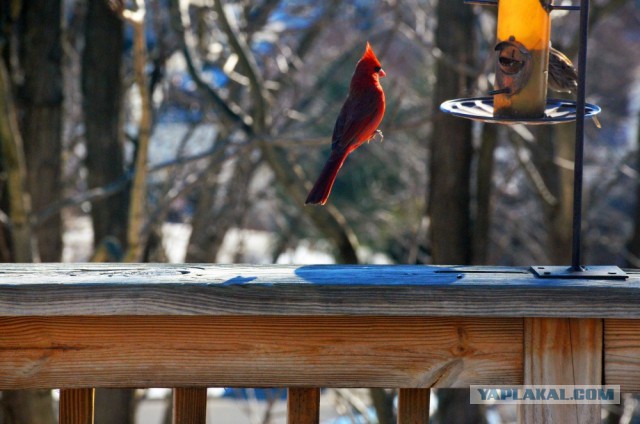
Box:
[379,69,386,78]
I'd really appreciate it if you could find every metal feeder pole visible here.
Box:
[570,0,590,271]
[532,0,625,279]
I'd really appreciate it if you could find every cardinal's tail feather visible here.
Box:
[305,151,349,205]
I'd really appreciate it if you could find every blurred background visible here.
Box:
[1,0,640,422]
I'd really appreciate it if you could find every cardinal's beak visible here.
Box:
[379,68,386,78]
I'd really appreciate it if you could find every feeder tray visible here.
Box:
[440,97,601,125]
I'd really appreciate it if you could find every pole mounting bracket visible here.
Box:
[531,265,628,279]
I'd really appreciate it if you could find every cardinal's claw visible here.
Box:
[376,129,384,142]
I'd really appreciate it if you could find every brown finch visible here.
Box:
[548,46,601,128]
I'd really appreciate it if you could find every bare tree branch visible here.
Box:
[169,0,253,131]
[244,0,282,38]
[507,130,558,207]
[36,173,131,226]
[212,0,270,132]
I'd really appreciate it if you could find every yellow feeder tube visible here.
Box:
[494,0,551,119]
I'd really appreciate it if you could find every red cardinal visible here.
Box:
[305,42,386,205]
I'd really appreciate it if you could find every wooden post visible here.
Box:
[287,388,320,424]
[59,388,94,424]
[519,318,602,424]
[397,388,430,424]
[605,319,640,391]
[173,387,207,424]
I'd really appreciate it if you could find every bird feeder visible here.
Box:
[441,0,601,125]
[493,0,550,118]
[440,0,626,279]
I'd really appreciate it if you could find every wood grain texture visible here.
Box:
[397,388,430,424]
[0,264,638,317]
[519,318,602,424]
[0,316,522,390]
[605,319,640,391]
[287,388,320,424]
[59,388,94,424]
[173,388,207,424]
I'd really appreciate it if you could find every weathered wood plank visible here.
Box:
[605,319,640,391]
[287,388,320,424]
[0,264,638,318]
[59,388,94,424]
[397,388,430,424]
[0,316,522,390]
[173,388,207,424]
[519,318,602,424]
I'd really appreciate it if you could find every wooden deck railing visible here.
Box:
[1,264,639,423]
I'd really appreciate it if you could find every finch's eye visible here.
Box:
[374,66,381,73]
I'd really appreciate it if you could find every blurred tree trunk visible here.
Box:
[185,172,226,263]
[186,158,256,263]
[530,124,574,265]
[428,0,475,265]
[0,58,33,264]
[116,0,152,263]
[82,0,134,422]
[83,0,128,249]
[17,0,63,262]
[0,0,59,421]
[94,389,135,424]
[432,389,486,424]
[428,1,486,423]
[1,390,55,424]
[473,124,497,265]
[370,388,394,424]
[625,110,640,267]
[549,124,575,265]
[0,54,55,424]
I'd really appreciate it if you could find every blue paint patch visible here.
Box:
[223,387,287,401]
[294,265,463,286]
[222,276,258,285]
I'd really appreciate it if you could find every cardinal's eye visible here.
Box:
[374,66,381,73]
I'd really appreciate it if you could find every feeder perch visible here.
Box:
[440,0,626,279]
[440,97,601,125]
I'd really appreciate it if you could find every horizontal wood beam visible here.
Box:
[0,316,523,390]
[0,264,638,318]
[3,314,638,390]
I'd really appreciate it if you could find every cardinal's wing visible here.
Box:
[331,89,384,152]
